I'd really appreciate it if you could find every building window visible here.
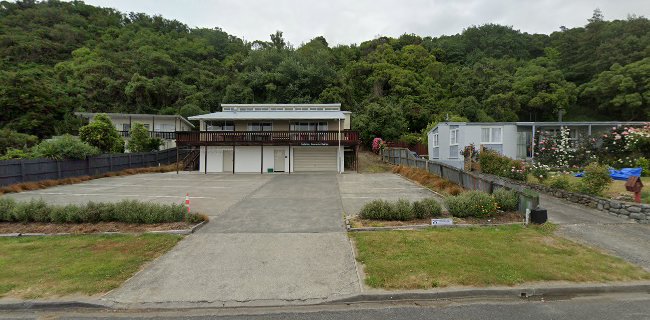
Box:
[450,128,459,145]
[206,121,234,131]
[248,122,273,131]
[290,121,329,131]
[156,124,174,132]
[481,127,502,144]
[432,133,439,147]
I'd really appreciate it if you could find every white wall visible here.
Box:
[235,147,262,172]
[199,146,228,173]
[199,146,291,173]
[502,125,518,159]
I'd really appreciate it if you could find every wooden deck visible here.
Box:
[175,130,360,146]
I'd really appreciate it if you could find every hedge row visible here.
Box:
[359,198,442,221]
[445,189,519,218]
[0,198,206,224]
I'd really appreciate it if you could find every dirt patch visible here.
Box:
[350,211,523,228]
[358,151,393,173]
[0,222,195,234]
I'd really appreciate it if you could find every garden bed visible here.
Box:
[0,221,203,235]
[392,165,464,196]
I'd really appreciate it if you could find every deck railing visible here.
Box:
[175,130,360,146]
[119,131,176,140]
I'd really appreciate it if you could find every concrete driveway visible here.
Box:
[6,171,436,306]
[100,173,360,306]
[542,194,650,271]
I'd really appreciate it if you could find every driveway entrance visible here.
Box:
[106,173,360,306]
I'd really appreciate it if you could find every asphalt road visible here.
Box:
[3,293,649,319]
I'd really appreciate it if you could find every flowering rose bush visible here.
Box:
[530,163,550,181]
[479,149,528,181]
[626,124,650,155]
[372,137,386,154]
[535,127,575,168]
[599,124,649,167]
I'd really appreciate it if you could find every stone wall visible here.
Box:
[498,177,650,224]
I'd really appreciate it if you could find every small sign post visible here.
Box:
[431,218,453,226]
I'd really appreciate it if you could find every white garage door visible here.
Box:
[293,147,337,172]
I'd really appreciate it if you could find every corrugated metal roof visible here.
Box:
[75,112,195,128]
[189,111,346,120]
[428,121,648,133]
[221,103,341,108]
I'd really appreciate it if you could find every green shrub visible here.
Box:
[0,128,38,155]
[479,149,527,181]
[78,114,124,153]
[547,174,572,190]
[0,197,17,222]
[359,199,395,220]
[636,157,650,177]
[359,199,416,221]
[0,199,204,224]
[445,191,498,218]
[398,133,421,146]
[479,149,511,176]
[127,123,163,152]
[492,188,519,212]
[0,148,34,160]
[412,198,443,219]
[577,162,612,196]
[393,199,415,221]
[530,164,550,181]
[32,135,100,160]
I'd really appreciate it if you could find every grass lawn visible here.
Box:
[0,234,182,299]
[350,225,650,289]
[529,174,650,204]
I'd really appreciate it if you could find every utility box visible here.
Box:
[530,207,548,224]
[625,176,643,193]
[267,168,274,173]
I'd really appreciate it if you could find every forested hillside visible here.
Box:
[1,1,649,143]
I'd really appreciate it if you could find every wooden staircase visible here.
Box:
[181,148,200,171]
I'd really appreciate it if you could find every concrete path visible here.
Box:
[337,173,440,217]
[542,194,650,271]
[105,174,361,306]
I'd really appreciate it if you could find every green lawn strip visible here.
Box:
[0,234,182,299]
[351,225,650,289]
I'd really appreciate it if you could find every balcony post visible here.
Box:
[338,119,342,173]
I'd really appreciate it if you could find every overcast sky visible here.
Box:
[79,0,650,46]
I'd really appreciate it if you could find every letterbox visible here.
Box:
[625,176,643,193]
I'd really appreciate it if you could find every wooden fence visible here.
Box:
[385,141,428,156]
[382,147,539,213]
[0,148,189,187]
